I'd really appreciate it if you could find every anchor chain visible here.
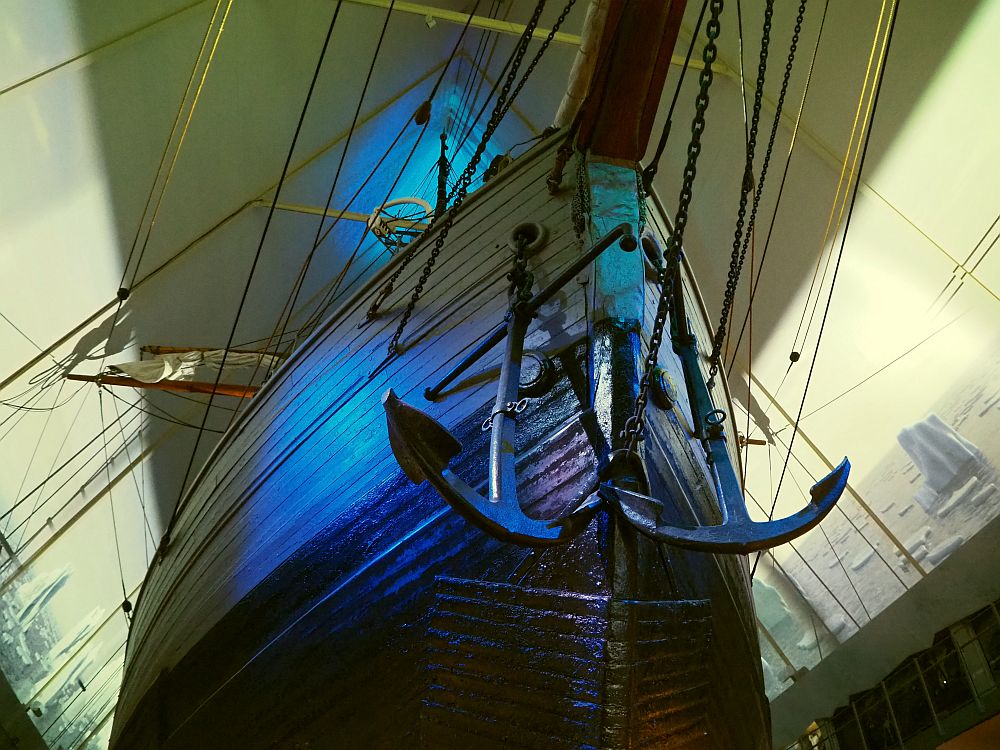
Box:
[507,231,534,303]
[384,0,575,356]
[623,0,724,454]
[572,152,591,245]
[706,0,780,388]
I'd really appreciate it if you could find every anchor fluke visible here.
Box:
[606,457,851,553]
[383,389,461,484]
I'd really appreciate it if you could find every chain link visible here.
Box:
[623,0,724,454]
[706,0,777,387]
[572,151,591,245]
[386,0,575,356]
[635,166,648,237]
[508,231,533,303]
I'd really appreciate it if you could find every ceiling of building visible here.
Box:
[1,0,998,747]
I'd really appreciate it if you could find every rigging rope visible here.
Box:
[268,0,487,357]
[110,394,157,568]
[771,313,962,430]
[97,389,130,608]
[6,379,66,545]
[450,4,510,150]
[642,0,710,191]
[259,0,402,372]
[745,487,862,628]
[933,215,1000,311]
[385,0,577,358]
[449,0,507,143]
[169,0,346,532]
[120,0,234,296]
[789,0,893,357]
[751,0,901,579]
[0,400,142,527]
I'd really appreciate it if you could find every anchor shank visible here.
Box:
[489,311,529,504]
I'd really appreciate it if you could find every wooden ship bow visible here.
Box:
[110,1,850,748]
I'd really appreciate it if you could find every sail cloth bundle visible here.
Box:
[107,350,283,384]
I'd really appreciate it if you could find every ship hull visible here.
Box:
[111,136,770,749]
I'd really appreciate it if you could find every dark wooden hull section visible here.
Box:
[111,138,769,749]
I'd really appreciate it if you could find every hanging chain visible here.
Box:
[635,165,648,237]
[385,0,576,356]
[508,232,534,303]
[713,0,807,371]
[572,151,591,246]
[623,0,724,454]
[706,0,776,388]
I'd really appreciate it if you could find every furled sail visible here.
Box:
[106,349,283,384]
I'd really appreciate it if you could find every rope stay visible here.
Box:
[384,0,578,357]
[751,0,902,578]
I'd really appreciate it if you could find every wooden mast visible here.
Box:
[576,0,688,163]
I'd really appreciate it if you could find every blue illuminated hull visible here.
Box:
[111,137,769,749]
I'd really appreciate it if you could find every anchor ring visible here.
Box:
[705,409,726,426]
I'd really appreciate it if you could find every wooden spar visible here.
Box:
[140,345,288,358]
[576,0,688,162]
[65,373,258,399]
